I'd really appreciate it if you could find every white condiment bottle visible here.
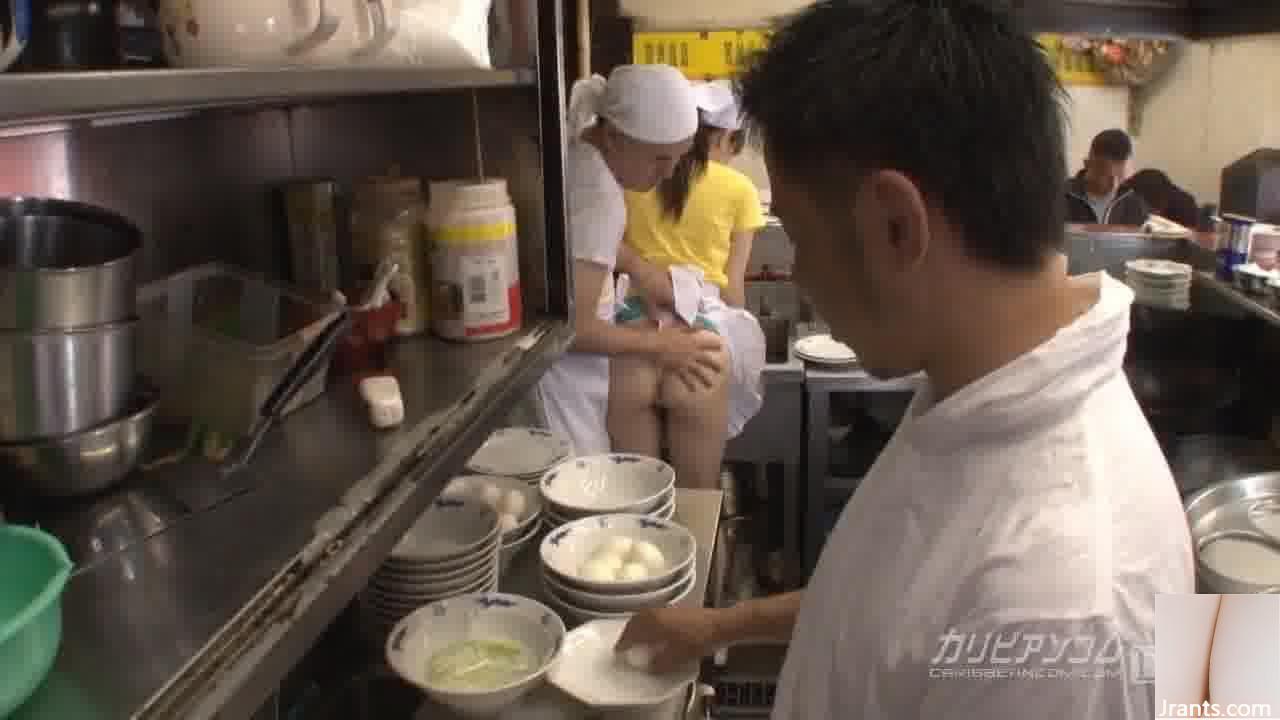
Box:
[359,375,405,428]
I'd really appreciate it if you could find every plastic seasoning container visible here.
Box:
[351,175,429,336]
[427,179,523,341]
[137,263,342,436]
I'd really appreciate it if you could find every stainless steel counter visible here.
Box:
[11,319,571,720]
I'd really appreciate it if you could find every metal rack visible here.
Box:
[4,2,575,719]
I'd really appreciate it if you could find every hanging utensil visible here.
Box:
[221,310,353,476]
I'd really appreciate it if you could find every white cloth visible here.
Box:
[772,273,1194,720]
[693,79,742,130]
[535,140,626,456]
[567,65,699,144]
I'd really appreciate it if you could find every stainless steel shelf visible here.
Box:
[12,318,571,720]
[1195,271,1280,330]
[0,66,535,128]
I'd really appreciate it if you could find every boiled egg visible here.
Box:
[480,483,504,511]
[601,536,634,557]
[581,559,616,582]
[590,548,626,573]
[498,513,520,534]
[619,562,649,581]
[500,489,527,518]
[629,541,667,573]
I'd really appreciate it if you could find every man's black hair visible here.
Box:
[737,0,1068,270]
[1089,128,1135,163]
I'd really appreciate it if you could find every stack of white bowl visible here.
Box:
[441,474,543,567]
[538,514,697,625]
[361,496,501,637]
[1125,258,1192,310]
[466,426,572,484]
[539,453,677,530]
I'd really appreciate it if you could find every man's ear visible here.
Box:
[863,169,930,272]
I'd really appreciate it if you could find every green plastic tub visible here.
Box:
[0,524,71,718]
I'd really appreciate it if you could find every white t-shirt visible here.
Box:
[535,140,627,455]
[566,139,625,320]
[772,273,1194,720]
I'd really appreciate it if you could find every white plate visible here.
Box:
[540,575,631,624]
[546,619,699,710]
[540,454,674,516]
[542,561,695,613]
[793,334,857,364]
[380,536,499,579]
[372,554,499,597]
[540,514,696,594]
[386,593,567,718]
[392,497,500,564]
[467,427,571,477]
[443,474,544,539]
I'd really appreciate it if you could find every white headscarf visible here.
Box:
[693,79,742,130]
[567,64,700,144]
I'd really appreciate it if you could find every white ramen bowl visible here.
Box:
[540,454,674,516]
[386,593,566,717]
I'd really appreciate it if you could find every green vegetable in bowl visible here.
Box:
[427,638,534,691]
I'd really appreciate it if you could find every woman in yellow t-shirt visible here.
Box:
[608,80,768,488]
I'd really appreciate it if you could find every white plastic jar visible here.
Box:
[427,179,523,341]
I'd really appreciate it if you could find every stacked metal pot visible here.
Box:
[0,197,156,497]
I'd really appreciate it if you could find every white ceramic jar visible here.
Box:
[428,179,522,342]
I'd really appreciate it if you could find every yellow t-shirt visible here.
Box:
[624,161,766,289]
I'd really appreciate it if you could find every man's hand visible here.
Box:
[616,606,725,673]
[618,243,676,310]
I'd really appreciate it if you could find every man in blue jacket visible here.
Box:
[1065,129,1150,225]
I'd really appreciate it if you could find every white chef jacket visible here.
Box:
[536,140,623,455]
[772,272,1194,719]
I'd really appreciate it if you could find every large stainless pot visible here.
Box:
[0,381,157,498]
[0,197,140,330]
[0,320,136,442]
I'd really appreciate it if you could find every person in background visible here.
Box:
[1122,168,1201,230]
[607,80,768,488]
[535,65,729,463]
[617,2,1191,718]
[1065,128,1150,225]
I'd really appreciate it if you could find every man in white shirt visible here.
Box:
[617,2,1194,718]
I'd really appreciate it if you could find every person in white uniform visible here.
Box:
[618,2,1195,718]
[536,65,729,458]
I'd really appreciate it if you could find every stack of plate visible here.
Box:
[441,474,544,566]
[1125,259,1192,310]
[539,454,676,529]
[360,496,501,637]
[793,333,858,366]
[466,426,571,483]
[538,514,697,624]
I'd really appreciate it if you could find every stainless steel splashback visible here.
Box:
[0,88,551,313]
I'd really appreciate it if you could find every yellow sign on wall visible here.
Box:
[634,30,1112,86]
[632,30,771,80]
[1037,34,1110,86]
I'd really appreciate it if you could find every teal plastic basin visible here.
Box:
[0,525,71,718]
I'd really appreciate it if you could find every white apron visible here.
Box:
[536,351,611,456]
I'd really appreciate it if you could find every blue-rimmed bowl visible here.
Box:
[539,454,674,517]
[539,514,696,594]
[384,593,565,717]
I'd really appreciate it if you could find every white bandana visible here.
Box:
[567,64,699,144]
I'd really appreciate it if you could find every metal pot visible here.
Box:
[1185,472,1280,594]
[0,381,157,498]
[0,197,141,330]
[0,320,136,442]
